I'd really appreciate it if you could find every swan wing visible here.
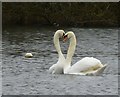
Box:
[69,57,103,73]
[49,62,64,74]
[86,64,107,76]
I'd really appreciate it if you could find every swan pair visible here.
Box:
[49,30,107,75]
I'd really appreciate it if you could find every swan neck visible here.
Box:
[66,35,76,65]
[54,33,64,57]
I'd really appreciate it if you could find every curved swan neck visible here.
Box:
[66,33,76,65]
[54,32,64,58]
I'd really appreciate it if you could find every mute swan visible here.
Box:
[49,30,65,74]
[63,31,107,76]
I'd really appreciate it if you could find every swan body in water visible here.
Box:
[49,30,65,74]
[63,31,107,76]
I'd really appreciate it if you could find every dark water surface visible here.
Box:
[2,26,118,95]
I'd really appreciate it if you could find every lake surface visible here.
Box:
[2,26,119,95]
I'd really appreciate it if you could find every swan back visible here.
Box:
[69,57,103,73]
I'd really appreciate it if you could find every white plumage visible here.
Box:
[63,31,107,75]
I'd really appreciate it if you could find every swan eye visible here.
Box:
[63,34,68,38]
[63,33,65,36]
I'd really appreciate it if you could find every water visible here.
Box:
[2,26,119,95]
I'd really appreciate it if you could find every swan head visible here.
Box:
[55,30,65,39]
[63,31,75,42]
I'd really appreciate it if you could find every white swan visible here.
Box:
[63,31,107,76]
[49,30,65,74]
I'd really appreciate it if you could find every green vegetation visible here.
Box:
[2,2,119,27]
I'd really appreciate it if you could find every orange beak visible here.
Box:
[63,36,68,42]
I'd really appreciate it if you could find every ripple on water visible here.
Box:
[2,27,118,95]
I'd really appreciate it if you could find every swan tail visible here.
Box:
[95,64,107,75]
[86,64,107,76]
